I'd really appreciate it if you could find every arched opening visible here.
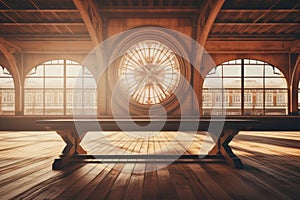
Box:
[298,80,300,113]
[203,59,288,115]
[106,30,191,116]
[24,59,96,115]
[0,65,15,115]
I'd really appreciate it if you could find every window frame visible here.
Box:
[0,66,15,115]
[202,59,288,116]
[24,59,96,115]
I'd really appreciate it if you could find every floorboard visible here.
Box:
[0,131,299,199]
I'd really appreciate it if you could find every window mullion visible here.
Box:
[43,64,45,115]
[241,59,244,115]
[64,60,67,115]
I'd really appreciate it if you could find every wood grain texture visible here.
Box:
[0,131,299,199]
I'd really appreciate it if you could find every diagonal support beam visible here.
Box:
[73,0,103,45]
[194,0,225,47]
[192,0,225,115]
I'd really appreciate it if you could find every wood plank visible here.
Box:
[0,131,299,199]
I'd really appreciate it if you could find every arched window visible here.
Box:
[203,59,288,115]
[0,66,14,115]
[24,59,96,115]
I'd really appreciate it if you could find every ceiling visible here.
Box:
[0,0,299,40]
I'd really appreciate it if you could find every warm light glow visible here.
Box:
[203,59,288,115]
[119,40,180,105]
[0,66,14,115]
[24,59,96,115]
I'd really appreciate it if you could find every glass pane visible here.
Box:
[276,90,288,105]
[83,78,96,88]
[203,78,222,88]
[66,89,73,106]
[45,90,64,115]
[265,78,286,88]
[0,78,14,88]
[0,67,12,77]
[67,78,83,88]
[83,90,96,105]
[265,65,284,77]
[66,65,83,77]
[244,64,264,76]
[244,78,263,88]
[265,90,287,115]
[0,89,14,115]
[228,60,237,64]
[224,89,242,115]
[223,78,241,88]
[223,65,241,76]
[225,90,242,115]
[202,88,225,115]
[257,60,264,64]
[206,66,222,77]
[71,90,83,106]
[45,78,63,88]
[24,88,44,115]
[244,59,250,64]
[244,88,264,115]
[25,78,43,88]
[44,65,64,76]
[84,67,94,77]
[27,66,43,77]
[202,89,213,108]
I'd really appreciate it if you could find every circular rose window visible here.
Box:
[119,40,181,105]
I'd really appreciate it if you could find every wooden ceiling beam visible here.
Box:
[73,0,103,45]
[192,0,225,111]
[28,0,40,10]
[252,0,281,23]
[220,9,300,13]
[0,9,79,13]
[214,23,299,26]
[194,0,225,46]
[0,22,85,26]
[2,34,90,39]
[97,8,199,14]
[205,40,296,53]
[208,34,299,40]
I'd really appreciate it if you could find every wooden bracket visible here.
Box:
[208,129,243,169]
[52,129,87,170]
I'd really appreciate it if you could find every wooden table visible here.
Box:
[37,118,258,170]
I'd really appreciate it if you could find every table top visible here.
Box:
[37,118,258,131]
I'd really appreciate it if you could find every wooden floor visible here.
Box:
[0,131,299,200]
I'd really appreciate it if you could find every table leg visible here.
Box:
[53,129,87,170]
[208,129,243,169]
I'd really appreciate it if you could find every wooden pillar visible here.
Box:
[290,54,300,115]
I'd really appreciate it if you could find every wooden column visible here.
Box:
[290,54,300,115]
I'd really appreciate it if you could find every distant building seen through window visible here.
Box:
[24,59,97,115]
[203,59,288,115]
